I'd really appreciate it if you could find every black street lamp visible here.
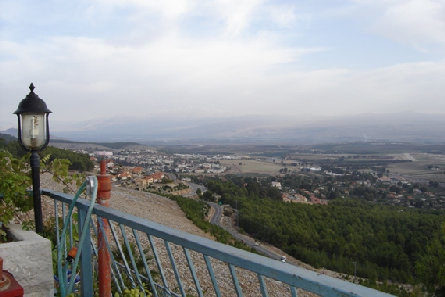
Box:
[14,83,52,234]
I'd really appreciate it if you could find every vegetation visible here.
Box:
[0,135,89,238]
[114,288,152,297]
[0,136,27,157]
[51,139,140,150]
[66,287,153,297]
[164,193,255,252]
[202,176,445,295]
[0,135,93,172]
[416,223,445,296]
[0,135,149,296]
[0,151,32,238]
[0,133,16,143]
[41,146,93,172]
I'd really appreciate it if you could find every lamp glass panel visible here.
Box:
[21,113,46,149]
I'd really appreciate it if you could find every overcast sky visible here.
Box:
[1,0,445,132]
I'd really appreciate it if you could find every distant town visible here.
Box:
[55,142,445,210]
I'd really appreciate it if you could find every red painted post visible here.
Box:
[0,257,5,288]
[0,256,24,297]
[97,160,111,297]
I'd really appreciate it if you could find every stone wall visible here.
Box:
[0,224,54,297]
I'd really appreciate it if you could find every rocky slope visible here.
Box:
[15,173,318,297]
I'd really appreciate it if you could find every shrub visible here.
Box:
[0,151,32,239]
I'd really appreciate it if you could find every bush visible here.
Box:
[0,149,85,240]
[0,151,32,239]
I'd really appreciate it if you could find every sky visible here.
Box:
[1,0,445,132]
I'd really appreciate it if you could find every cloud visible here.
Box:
[2,29,445,130]
[0,29,321,124]
[214,0,263,37]
[352,0,445,51]
[93,0,192,20]
[1,0,445,132]
[267,4,299,28]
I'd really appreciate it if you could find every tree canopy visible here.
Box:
[202,176,445,292]
[0,136,93,172]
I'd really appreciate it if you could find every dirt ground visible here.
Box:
[220,159,284,175]
[388,152,445,183]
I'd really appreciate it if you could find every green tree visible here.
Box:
[202,190,214,201]
[416,223,445,295]
[42,146,93,171]
[196,188,202,196]
[202,176,445,289]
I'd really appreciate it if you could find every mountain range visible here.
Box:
[3,113,445,145]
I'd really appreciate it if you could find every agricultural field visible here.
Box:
[388,152,445,183]
[220,159,284,175]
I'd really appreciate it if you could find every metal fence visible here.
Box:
[42,188,395,297]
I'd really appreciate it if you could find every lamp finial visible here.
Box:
[29,83,35,93]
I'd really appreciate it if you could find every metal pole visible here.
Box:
[30,150,43,234]
[97,160,111,297]
[79,206,93,296]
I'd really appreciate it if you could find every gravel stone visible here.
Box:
[16,173,319,296]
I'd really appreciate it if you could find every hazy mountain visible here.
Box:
[1,128,18,138]
[4,113,445,144]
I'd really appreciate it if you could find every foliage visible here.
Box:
[108,240,156,296]
[41,156,85,193]
[202,176,445,292]
[66,286,154,297]
[113,288,152,297]
[416,223,445,295]
[161,177,173,184]
[174,182,189,191]
[0,135,93,172]
[0,146,86,240]
[359,279,423,297]
[242,197,444,284]
[0,133,16,143]
[0,151,32,238]
[164,193,255,252]
[0,138,27,158]
[42,146,93,172]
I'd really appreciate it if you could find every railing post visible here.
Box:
[79,206,93,296]
[97,160,111,297]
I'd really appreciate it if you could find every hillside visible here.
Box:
[25,174,318,297]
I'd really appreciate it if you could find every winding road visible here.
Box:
[207,202,283,261]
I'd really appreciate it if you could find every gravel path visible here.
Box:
[110,186,212,238]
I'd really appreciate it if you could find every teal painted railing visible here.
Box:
[43,188,395,297]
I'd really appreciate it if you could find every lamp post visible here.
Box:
[14,83,52,234]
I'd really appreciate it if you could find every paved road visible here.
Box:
[208,202,222,225]
[207,202,282,261]
[184,182,207,198]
